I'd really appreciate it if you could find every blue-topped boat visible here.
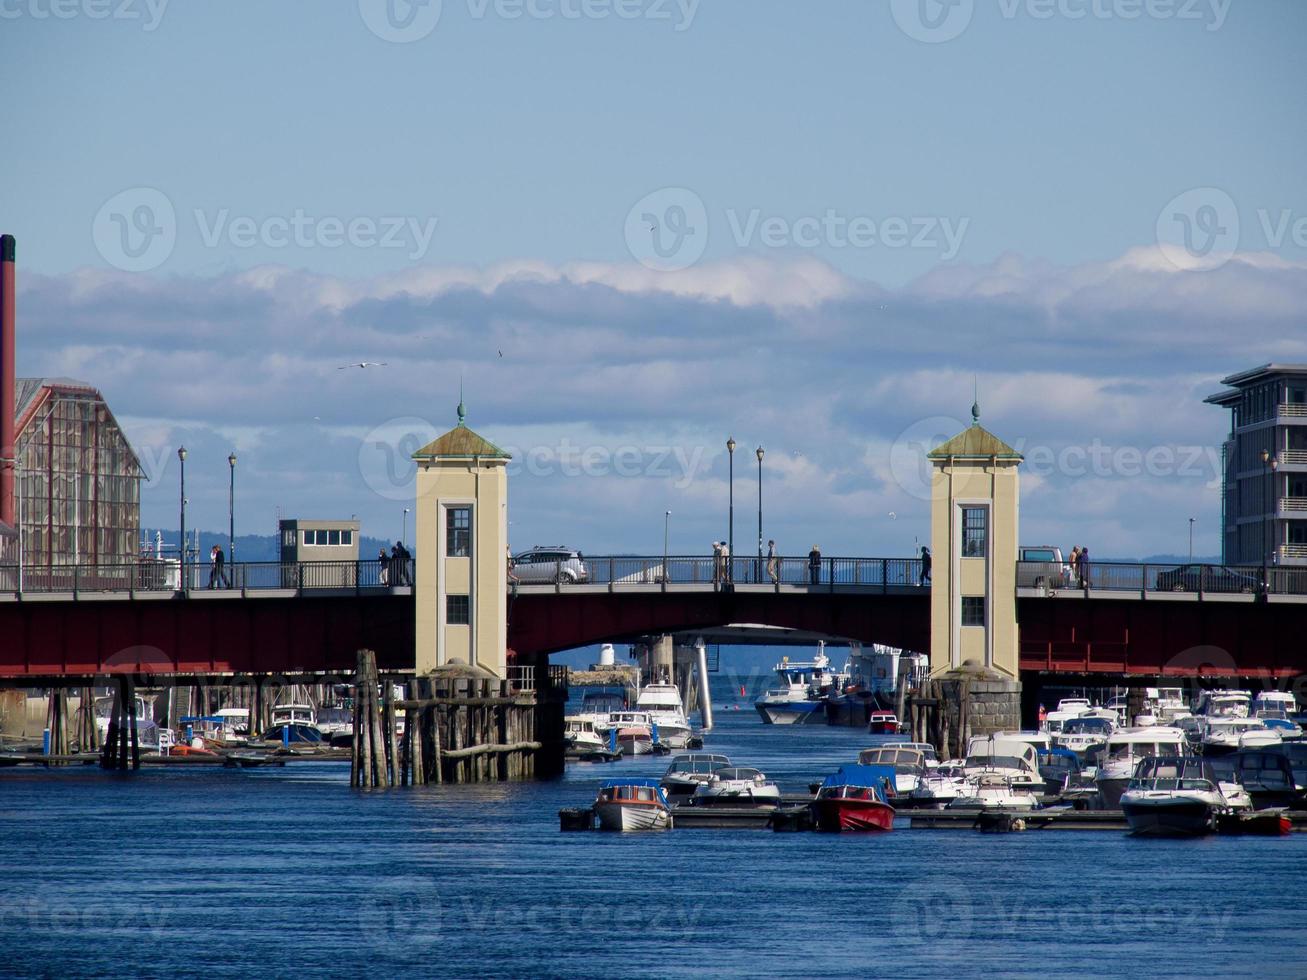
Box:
[811,764,897,832]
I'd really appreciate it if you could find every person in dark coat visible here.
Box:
[394,541,413,585]
[808,545,822,586]
[919,546,931,587]
[1078,547,1090,589]
[378,548,390,585]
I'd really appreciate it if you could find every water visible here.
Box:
[2,679,1305,978]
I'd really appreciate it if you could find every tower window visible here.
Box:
[446,594,470,625]
[961,507,987,558]
[961,597,986,626]
[447,507,472,557]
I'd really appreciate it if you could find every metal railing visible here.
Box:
[512,555,928,590]
[1017,559,1307,597]
[1281,450,1307,465]
[1279,404,1307,418]
[0,558,415,596]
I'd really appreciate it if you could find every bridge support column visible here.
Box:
[99,677,139,771]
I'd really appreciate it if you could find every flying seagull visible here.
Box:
[337,361,388,370]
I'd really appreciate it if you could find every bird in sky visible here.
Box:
[337,361,388,370]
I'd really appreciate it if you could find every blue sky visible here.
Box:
[2,0,1305,558]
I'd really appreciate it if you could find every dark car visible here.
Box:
[1154,563,1262,594]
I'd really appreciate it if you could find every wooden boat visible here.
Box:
[593,779,672,831]
[811,765,896,832]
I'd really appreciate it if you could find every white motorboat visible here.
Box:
[575,691,625,730]
[881,741,941,768]
[271,703,316,727]
[908,762,974,809]
[858,745,929,796]
[594,779,672,831]
[962,736,1046,798]
[1193,689,1252,719]
[691,766,782,808]
[1253,691,1297,717]
[754,645,848,725]
[606,710,654,756]
[660,753,731,801]
[947,771,1039,810]
[1054,716,1115,760]
[1135,687,1191,727]
[1095,727,1189,806]
[634,683,693,749]
[1200,717,1281,755]
[1120,756,1236,836]
[563,716,607,757]
[315,705,352,741]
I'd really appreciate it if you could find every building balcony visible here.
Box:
[1279,404,1307,423]
[1277,498,1307,516]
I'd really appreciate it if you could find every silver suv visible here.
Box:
[512,547,589,584]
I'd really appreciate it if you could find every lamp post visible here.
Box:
[726,436,736,583]
[755,445,764,581]
[228,452,237,564]
[402,507,410,548]
[177,446,187,590]
[1262,449,1279,595]
[663,510,670,563]
[1188,517,1194,561]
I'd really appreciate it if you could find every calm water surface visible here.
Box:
[2,683,1305,978]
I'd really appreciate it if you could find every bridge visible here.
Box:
[0,555,1304,683]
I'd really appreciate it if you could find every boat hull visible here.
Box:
[812,798,895,832]
[594,802,671,831]
[1121,796,1215,837]
[755,702,824,725]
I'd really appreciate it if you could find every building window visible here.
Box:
[447,507,471,557]
[961,507,987,558]
[446,594,470,624]
[961,596,986,627]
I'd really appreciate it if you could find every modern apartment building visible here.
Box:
[1205,364,1307,566]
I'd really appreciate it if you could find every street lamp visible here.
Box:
[177,446,187,590]
[1262,449,1279,595]
[402,507,410,548]
[756,445,764,565]
[1188,517,1194,561]
[228,452,237,564]
[726,436,736,583]
[663,510,671,564]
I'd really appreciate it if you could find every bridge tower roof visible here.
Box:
[927,423,1022,461]
[412,407,511,461]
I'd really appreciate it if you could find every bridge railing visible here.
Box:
[1016,559,1307,596]
[570,555,926,589]
[0,559,416,595]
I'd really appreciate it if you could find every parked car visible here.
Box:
[512,547,589,584]
[1154,563,1262,593]
[1017,545,1065,588]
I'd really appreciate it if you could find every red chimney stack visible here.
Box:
[0,234,15,528]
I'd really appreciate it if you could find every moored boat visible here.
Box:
[754,645,848,725]
[633,683,693,749]
[691,766,781,808]
[594,779,672,831]
[1095,727,1188,807]
[811,765,897,832]
[606,710,654,755]
[660,753,731,801]
[1120,756,1228,837]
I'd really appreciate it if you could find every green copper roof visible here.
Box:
[927,423,1023,460]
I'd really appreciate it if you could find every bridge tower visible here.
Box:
[926,403,1024,734]
[412,401,511,677]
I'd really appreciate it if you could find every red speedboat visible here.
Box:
[867,711,903,735]
[811,765,897,832]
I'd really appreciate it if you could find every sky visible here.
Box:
[2,0,1305,559]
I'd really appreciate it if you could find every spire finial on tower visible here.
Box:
[457,376,466,426]
[971,376,980,426]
